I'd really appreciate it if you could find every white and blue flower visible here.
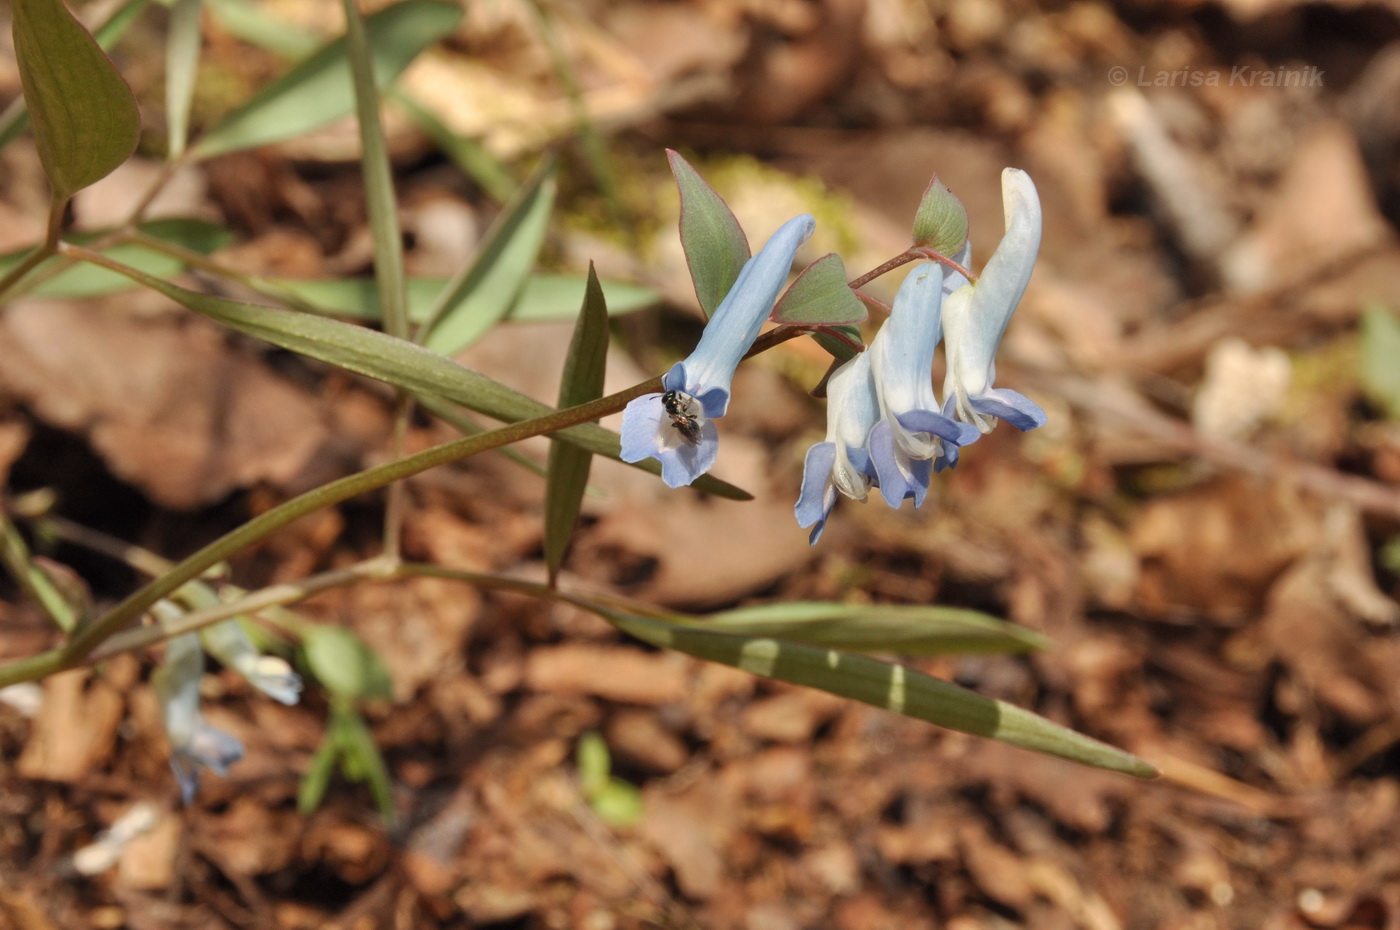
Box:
[940,168,1047,437]
[622,213,815,487]
[153,631,245,804]
[794,349,882,544]
[866,262,982,508]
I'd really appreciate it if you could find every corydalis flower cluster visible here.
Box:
[620,156,1044,545]
[797,168,1045,542]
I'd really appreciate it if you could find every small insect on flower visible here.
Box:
[661,389,704,445]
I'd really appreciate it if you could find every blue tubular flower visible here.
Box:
[795,350,881,544]
[154,632,244,804]
[622,213,815,487]
[200,619,303,706]
[866,262,982,507]
[941,168,1047,435]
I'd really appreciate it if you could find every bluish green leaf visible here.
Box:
[203,0,320,58]
[72,251,749,499]
[165,0,203,158]
[706,602,1050,655]
[1360,304,1400,420]
[770,253,866,326]
[603,609,1156,778]
[267,273,656,326]
[340,0,407,340]
[544,264,608,584]
[12,0,141,199]
[192,0,462,158]
[0,218,232,298]
[912,175,969,256]
[420,159,557,355]
[669,149,749,318]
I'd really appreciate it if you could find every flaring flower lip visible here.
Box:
[867,262,981,507]
[623,213,814,487]
[795,350,880,544]
[201,619,303,706]
[941,167,1047,434]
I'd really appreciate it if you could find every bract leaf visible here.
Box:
[192,0,462,158]
[73,252,750,499]
[544,264,609,584]
[420,159,557,354]
[705,602,1050,655]
[0,218,232,298]
[606,610,1157,778]
[770,253,866,326]
[12,0,141,199]
[912,175,969,256]
[668,149,749,318]
[812,322,864,363]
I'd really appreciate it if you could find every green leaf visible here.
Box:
[603,609,1156,777]
[165,0,203,158]
[705,602,1050,655]
[0,0,148,155]
[420,159,557,355]
[192,0,462,158]
[12,0,141,199]
[387,89,516,203]
[0,218,232,298]
[912,175,969,256]
[340,0,408,340]
[770,254,866,326]
[72,251,750,499]
[544,264,608,584]
[576,731,643,827]
[302,625,393,700]
[297,727,339,815]
[203,0,320,58]
[331,701,396,823]
[1360,304,1400,420]
[267,273,656,326]
[668,149,749,318]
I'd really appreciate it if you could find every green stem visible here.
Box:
[0,198,66,305]
[51,375,659,670]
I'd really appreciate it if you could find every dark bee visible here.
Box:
[661,390,703,445]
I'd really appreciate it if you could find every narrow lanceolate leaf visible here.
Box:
[607,611,1157,778]
[668,149,749,318]
[912,174,969,256]
[72,251,750,499]
[340,0,407,339]
[705,602,1050,655]
[267,273,656,325]
[203,0,321,58]
[544,265,609,584]
[1360,304,1400,420]
[770,253,866,326]
[165,0,203,159]
[0,0,148,154]
[12,0,141,199]
[420,159,557,355]
[192,0,462,158]
[388,89,515,203]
